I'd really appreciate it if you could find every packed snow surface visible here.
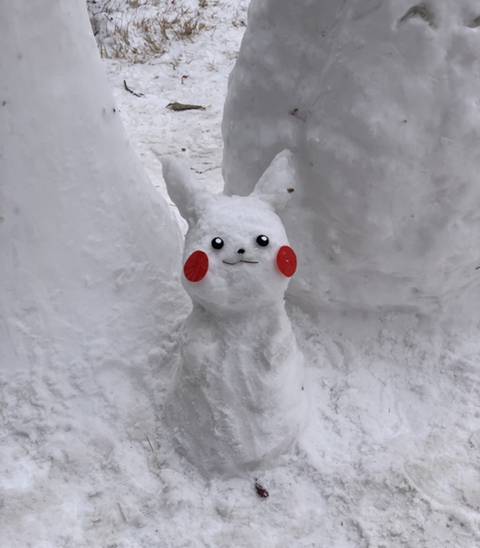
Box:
[0,1,181,374]
[1,0,480,547]
[223,0,480,320]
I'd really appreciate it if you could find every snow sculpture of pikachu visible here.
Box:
[162,150,307,475]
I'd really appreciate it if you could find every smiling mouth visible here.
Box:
[222,259,259,265]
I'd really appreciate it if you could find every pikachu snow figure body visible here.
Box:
[162,151,307,475]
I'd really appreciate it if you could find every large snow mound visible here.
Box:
[0,2,180,380]
[0,2,184,545]
[223,0,480,320]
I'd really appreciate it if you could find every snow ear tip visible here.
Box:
[251,150,297,211]
[160,156,197,223]
[160,156,210,225]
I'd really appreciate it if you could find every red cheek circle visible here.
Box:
[276,245,297,278]
[183,250,209,283]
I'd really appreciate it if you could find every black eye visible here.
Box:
[211,237,224,250]
[256,235,269,247]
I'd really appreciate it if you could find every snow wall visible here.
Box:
[0,1,181,372]
[223,0,480,325]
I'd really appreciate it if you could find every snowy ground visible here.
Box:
[2,2,480,547]
[4,306,480,547]
[102,0,247,199]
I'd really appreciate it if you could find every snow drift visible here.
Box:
[223,0,480,323]
[0,1,181,373]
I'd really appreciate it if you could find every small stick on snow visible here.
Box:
[117,503,127,523]
[123,79,144,97]
[166,101,206,111]
[145,435,154,452]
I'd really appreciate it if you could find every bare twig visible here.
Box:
[166,101,206,111]
[145,435,154,452]
[117,502,127,523]
[123,79,144,97]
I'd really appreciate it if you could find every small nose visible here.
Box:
[237,248,245,254]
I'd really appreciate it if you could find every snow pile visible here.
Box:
[0,3,184,544]
[0,1,181,373]
[223,0,480,322]
[87,0,246,62]
[162,152,306,475]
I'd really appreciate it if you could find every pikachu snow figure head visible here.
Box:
[163,150,298,316]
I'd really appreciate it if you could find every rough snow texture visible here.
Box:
[223,0,480,321]
[0,0,182,372]
[162,152,306,475]
[3,1,480,547]
[0,2,183,544]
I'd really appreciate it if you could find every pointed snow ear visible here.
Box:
[162,157,208,225]
[251,150,296,211]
